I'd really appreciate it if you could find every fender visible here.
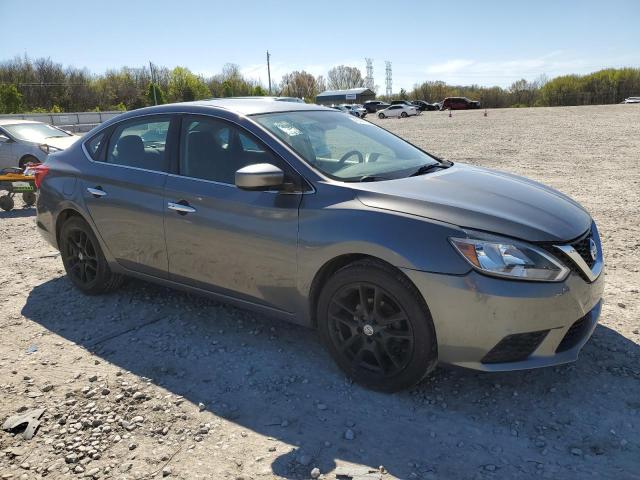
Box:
[294,186,472,323]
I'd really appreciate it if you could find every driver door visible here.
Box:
[164,115,302,313]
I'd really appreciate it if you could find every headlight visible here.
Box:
[38,144,62,154]
[450,237,569,282]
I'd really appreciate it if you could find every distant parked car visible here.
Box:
[341,104,367,118]
[378,104,419,118]
[0,119,79,170]
[411,100,439,111]
[363,100,391,113]
[331,104,367,118]
[330,105,351,114]
[622,97,640,104]
[440,97,481,110]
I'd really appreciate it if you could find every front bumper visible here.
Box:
[402,268,604,371]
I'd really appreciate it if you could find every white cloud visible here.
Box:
[420,52,611,87]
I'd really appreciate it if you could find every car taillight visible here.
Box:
[29,164,50,188]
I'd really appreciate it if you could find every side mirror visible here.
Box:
[0,134,10,143]
[235,163,284,191]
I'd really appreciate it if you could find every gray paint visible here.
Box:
[35,99,604,370]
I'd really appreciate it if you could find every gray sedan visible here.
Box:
[34,99,604,391]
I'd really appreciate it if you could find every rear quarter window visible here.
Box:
[84,132,105,160]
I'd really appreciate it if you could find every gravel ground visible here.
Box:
[1,104,639,480]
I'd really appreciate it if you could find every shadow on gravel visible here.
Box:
[0,207,35,219]
[21,276,640,479]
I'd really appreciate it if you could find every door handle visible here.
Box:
[168,202,196,214]
[87,187,107,198]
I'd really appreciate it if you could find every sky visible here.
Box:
[2,0,639,91]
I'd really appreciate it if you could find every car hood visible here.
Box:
[354,163,591,242]
[40,135,79,150]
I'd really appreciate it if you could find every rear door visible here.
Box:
[80,115,174,278]
[164,114,302,312]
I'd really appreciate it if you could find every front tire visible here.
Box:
[401,112,408,118]
[378,113,385,119]
[317,260,437,392]
[60,217,124,295]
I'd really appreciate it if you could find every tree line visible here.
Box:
[403,68,640,108]
[0,55,638,114]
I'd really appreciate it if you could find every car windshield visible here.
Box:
[3,123,70,142]
[253,110,439,181]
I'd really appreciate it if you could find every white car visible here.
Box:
[0,119,79,169]
[377,104,419,118]
[341,104,367,118]
[622,97,640,104]
[331,104,367,118]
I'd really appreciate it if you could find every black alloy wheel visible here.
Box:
[63,227,99,285]
[328,282,414,377]
[60,217,123,294]
[318,259,437,392]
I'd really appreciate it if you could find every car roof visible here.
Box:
[183,98,329,115]
[0,119,44,126]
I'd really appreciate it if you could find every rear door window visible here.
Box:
[106,117,171,172]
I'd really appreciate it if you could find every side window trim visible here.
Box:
[101,114,173,174]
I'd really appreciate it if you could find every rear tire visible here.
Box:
[317,259,437,392]
[401,112,408,118]
[59,217,124,295]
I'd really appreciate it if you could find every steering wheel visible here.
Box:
[338,150,364,165]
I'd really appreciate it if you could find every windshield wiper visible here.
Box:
[409,163,449,177]
[358,175,391,182]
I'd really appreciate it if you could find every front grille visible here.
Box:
[556,315,591,353]
[553,249,590,281]
[539,227,597,282]
[571,235,596,268]
[481,330,550,364]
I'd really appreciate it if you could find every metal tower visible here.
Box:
[385,61,392,97]
[365,58,374,90]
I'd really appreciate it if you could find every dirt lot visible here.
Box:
[1,105,639,480]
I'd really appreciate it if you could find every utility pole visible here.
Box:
[266,51,272,95]
[149,61,157,105]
